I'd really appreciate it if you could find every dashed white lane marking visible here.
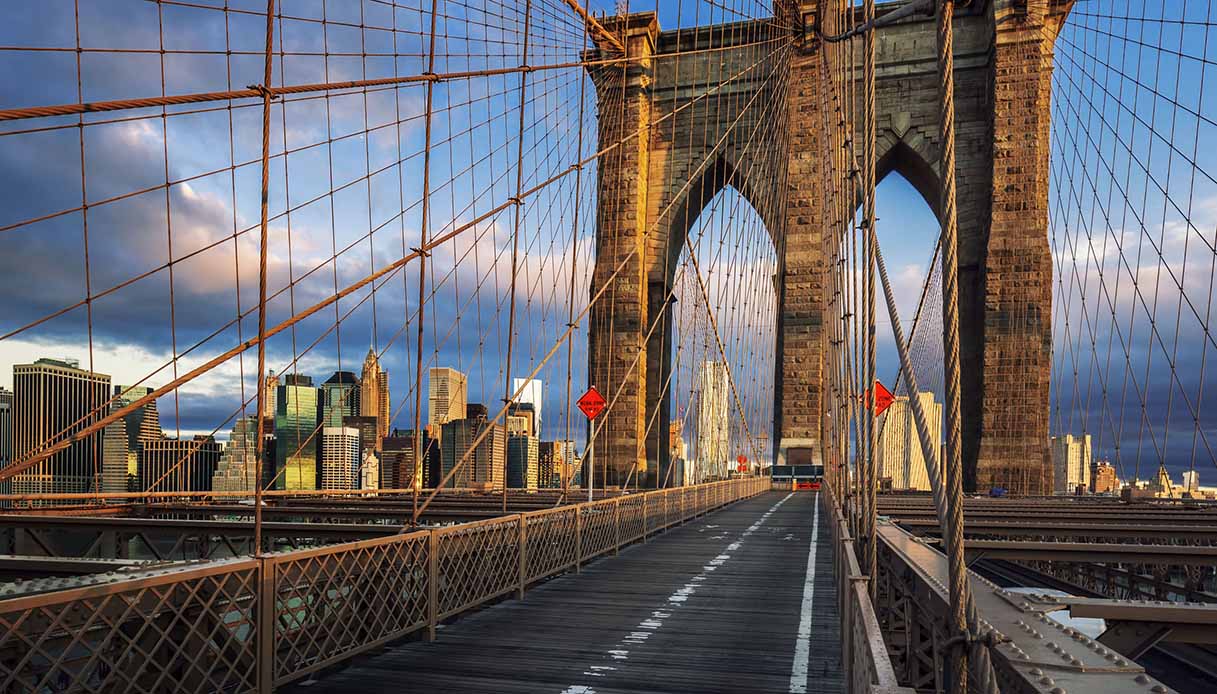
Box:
[560,493,794,693]
[788,492,821,693]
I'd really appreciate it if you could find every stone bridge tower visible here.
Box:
[585,0,1072,494]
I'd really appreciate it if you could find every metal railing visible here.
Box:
[822,485,915,694]
[0,478,767,692]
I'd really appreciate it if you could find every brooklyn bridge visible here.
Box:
[0,0,1214,692]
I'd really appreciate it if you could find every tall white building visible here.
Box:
[429,367,468,432]
[1183,470,1200,494]
[511,377,543,435]
[360,449,380,492]
[1051,434,1092,494]
[321,426,361,490]
[101,418,130,495]
[877,392,942,491]
[695,361,729,481]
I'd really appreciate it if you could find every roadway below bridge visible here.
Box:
[286,491,842,694]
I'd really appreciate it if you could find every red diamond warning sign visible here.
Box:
[577,385,607,420]
[736,454,748,473]
[871,380,894,417]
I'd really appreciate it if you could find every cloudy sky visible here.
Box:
[0,1,1213,484]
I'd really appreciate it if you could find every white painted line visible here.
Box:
[789,491,821,693]
[561,493,793,692]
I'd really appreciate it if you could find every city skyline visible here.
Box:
[0,350,595,496]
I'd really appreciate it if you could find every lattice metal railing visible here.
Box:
[268,531,430,685]
[524,506,579,583]
[578,497,619,561]
[435,516,522,619]
[618,494,646,544]
[0,478,766,692]
[0,559,260,694]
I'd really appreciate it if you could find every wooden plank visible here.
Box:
[286,492,842,693]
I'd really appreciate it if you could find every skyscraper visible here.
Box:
[112,385,162,451]
[441,405,505,489]
[12,358,111,498]
[360,349,390,443]
[212,415,265,494]
[139,436,221,494]
[429,367,468,432]
[342,414,380,455]
[507,434,539,489]
[101,418,130,495]
[538,440,575,489]
[263,370,279,422]
[694,361,729,481]
[511,377,543,436]
[507,402,536,437]
[0,387,12,500]
[1183,470,1200,494]
[321,426,361,490]
[382,428,440,488]
[877,392,942,491]
[321,371,360,427]
[1092,460,1118,494]
[108,384,163,492]
[274,374,319,490]
[1051,434,1092,494]
[506,414,531,438]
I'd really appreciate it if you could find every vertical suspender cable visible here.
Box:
[862,0,878,600]
[935,1,973,690]
[562,28,591,505]
[503,0,536,512]
[411,0,441,522]
[252,0,278,556]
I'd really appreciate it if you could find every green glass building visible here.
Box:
[274,374,319,490]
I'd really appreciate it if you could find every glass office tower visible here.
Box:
[274,374,320,490]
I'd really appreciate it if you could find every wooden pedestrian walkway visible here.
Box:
[287,491,842,694]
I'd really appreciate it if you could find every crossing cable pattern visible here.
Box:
[0,0,785,521]
[1049,0,1217,492]
[818,1,997,690]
